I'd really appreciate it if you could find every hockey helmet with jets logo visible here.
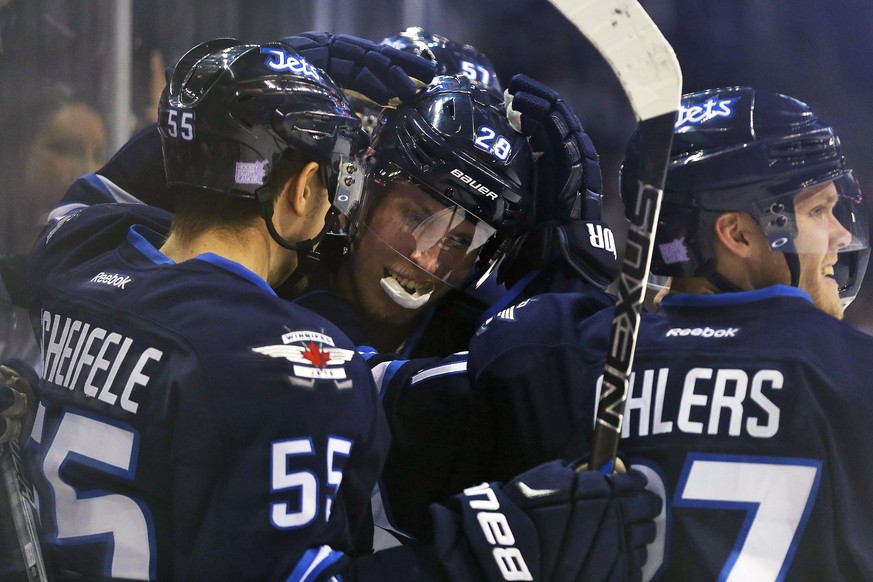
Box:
[159,38,370,247]
[621,86,869,305]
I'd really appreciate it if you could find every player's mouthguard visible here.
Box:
[380,270,434,309]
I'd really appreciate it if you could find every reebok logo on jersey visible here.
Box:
[90,272,132,289]
[666,326,739,338]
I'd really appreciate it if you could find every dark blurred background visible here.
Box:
[2,0,871,328]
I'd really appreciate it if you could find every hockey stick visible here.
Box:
[547,0,682,472]
[0,371,48,582]
[1,439,48,581]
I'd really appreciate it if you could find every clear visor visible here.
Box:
[755,171,869,306]
[354,176,497,308]
[752,172,868,255]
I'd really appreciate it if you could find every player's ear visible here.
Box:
[714,211,757,258]
[278,161,321,217]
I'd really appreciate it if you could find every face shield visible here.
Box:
[749,171,869,306]
[351,169,498,309]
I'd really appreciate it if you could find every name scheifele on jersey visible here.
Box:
[39,308,163,415]
[596,366,783,440]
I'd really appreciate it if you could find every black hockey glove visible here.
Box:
[498,75,616,290]
[431,460,660,582]
[280,32,436,105]
[505,74,602,222]
[552,219,620,290]
[0,361,39,450]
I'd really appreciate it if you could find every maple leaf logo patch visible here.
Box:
[302,341,331,368]
[252,331,355,380]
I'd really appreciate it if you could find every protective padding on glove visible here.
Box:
[432,459,660,582]
[505,74,602,222]
[0,362,39,449]
[281,32,436,105]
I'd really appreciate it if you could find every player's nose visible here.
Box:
[410,244,441,274]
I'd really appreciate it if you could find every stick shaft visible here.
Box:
[1,440,48,582]
[546,0,682,471]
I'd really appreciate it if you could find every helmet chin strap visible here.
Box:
[256,186,337,281]
[782,252,801,288]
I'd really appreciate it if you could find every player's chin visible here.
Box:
[817,278,845,319]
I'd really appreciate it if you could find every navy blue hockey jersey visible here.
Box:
[466,287,873,581]
[367,285,615,542]
[25,203,389,581]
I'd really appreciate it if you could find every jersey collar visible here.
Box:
[659,284,812,308]
[126,225,277,296]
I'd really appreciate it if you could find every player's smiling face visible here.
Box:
[792,182,852,319]
[343,180,482,322]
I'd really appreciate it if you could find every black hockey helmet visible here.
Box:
[159,38,369,251]
[380,27,502,95]
[621,86,869,305]
[351,27,502,138]
[356,74,533,292]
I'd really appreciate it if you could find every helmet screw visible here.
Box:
[344,176,356,186]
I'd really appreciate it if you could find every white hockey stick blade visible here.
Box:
[548,0,682,471]
[548,0,681,123]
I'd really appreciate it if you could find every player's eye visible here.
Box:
[809,205,826,218]
[440,234,471,251]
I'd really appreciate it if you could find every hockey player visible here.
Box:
[352,74,617,541]
[47,31,613,359]
[280,69,613,356]
[459,86,873,580]
[19,38,660,581]
[43,33,621,545]
[380,26,503,95]
[291,73,537,353]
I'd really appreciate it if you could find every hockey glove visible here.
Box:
[280,32,436,105]
[431,459,660,582]
[0,361,39,449]
[505,74,602,222]
[499,75,616,290]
